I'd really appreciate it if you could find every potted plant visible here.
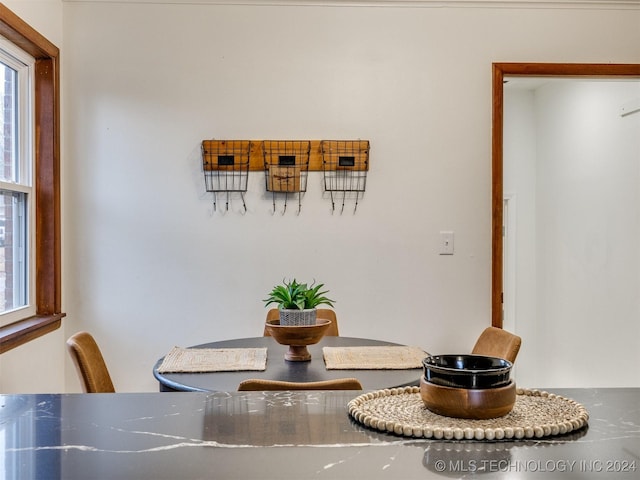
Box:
[264,278,335,326]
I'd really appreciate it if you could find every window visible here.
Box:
[0,38,35,324]
[0,4,64,353]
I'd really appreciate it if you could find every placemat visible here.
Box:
[157,346,267,373]
[348,386,589,440]
[323,346,427,369]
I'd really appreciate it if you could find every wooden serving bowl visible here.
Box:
[420,376,516,419]
[264,318,331,361]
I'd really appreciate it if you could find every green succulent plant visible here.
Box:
[264,278,335,310]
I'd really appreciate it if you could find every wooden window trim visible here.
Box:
[0,4,64,354]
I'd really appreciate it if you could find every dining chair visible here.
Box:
[263,308,339,336]
[66,331,116,393]
[471,326,522,363]
[237,377,362,391]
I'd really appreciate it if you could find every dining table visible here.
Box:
[153,336,426,392]
[2,387,638,479]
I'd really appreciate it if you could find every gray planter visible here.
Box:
[279,308,317,326]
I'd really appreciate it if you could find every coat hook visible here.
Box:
[239,192,247,214]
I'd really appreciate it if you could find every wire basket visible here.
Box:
[263,140,311,214]
[263,140,311,193]
[321,140,369,212]
[202,140,251,211]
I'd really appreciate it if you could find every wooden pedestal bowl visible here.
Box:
[264,318,331,361]
[420,377,516,419]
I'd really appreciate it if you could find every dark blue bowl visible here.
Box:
[423,354,512,389]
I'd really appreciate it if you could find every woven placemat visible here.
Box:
[348,386,589,440]
[323,346,427,369]
[157,346,267,373]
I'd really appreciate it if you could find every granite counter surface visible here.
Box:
[1,388,638,479]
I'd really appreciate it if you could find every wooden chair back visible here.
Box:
[66,331,115,393]
[471,327,522,363]
[237,377,362,391]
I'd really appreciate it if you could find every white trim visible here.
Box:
[61,0,640,10]
[502,194,516,334]
[502,194,517,378]
[0,182,31,195]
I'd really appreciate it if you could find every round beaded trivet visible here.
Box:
[348,386,589,440]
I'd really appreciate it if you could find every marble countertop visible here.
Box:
[1,388,638,479]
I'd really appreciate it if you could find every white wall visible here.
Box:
[537,81,640,387]
[63,1,492,392]
[505,79,640,387]
[2,1,640,393]
[503,87,538,385]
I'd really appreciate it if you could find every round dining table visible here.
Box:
[153,336,423,392]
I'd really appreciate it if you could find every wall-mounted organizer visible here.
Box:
[262,140,311,214]
[202,140,251,212]
[200,139,370,214]
[321,140,370,213]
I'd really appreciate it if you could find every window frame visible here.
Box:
[0,4,64,354]
[0,37,36,323]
